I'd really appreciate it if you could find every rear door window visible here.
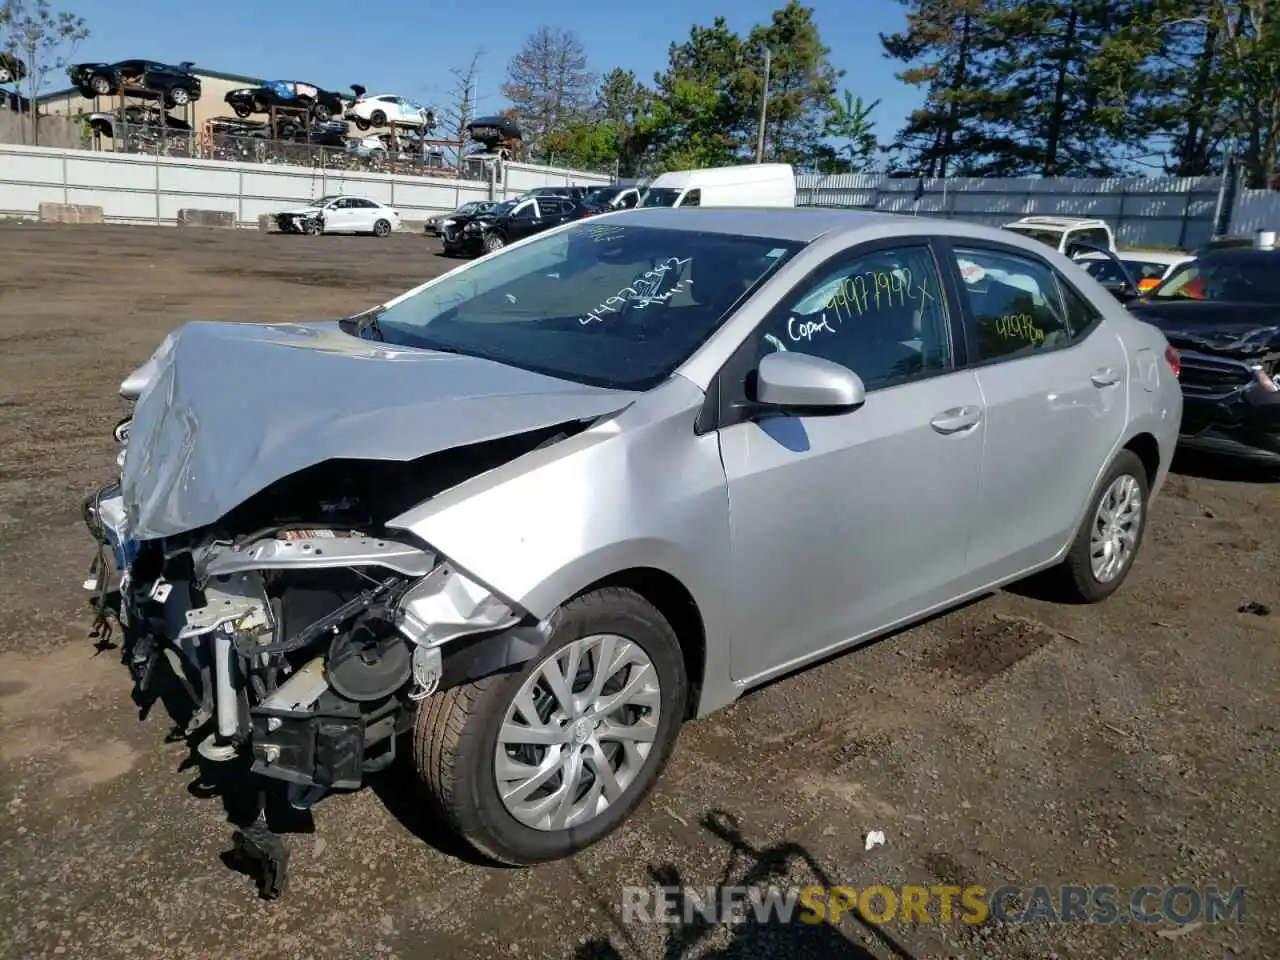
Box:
[950,246,1073,361]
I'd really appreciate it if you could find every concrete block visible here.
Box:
[177,208,236,228]
[38,202,104,224]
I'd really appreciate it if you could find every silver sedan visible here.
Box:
[83,207,1183,891]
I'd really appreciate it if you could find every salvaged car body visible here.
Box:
[1128,243,1280,465]
[224,80,345,121]
[69,60,202,108]
[83,209,1182,898]
[0,53,27,86]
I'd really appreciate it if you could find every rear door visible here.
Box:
[938,239,1130,582]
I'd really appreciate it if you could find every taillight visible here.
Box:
[1164,344,1181,378]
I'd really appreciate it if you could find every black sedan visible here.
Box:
[225,80,344,122]
[440,195,584,257]
[69,60,202,108]
[1128,244,1280,466]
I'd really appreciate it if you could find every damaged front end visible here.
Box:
[81,317,637,897]
[84,469,544,897]
[1165,325,1280,464]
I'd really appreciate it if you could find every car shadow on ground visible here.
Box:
[570,809,915,960]
[1170,450,1279,483]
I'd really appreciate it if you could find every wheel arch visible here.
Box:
[570,567,707,720]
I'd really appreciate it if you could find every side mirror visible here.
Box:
[754,351,865,413]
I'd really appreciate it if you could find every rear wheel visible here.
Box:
[413,587,687,864]
[1053,449,1149,602]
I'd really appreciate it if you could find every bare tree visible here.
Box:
[501,26,594,159]
[1,0,88,145]
[437,48,484,167]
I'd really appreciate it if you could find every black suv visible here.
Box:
[441,195,584,257]
[70,60,202,108]
[225,81,344,122]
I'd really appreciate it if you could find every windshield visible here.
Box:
[1149,257,1280,302]
[640,188,682,208]
[370,223,803,390]
[1002,226,1064,249]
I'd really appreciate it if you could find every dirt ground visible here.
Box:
[0,224,1277,960]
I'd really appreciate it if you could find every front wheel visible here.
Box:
[369,109,387,127]
[353,116,370,131]
[373,218,391,237]
[312,103,332,122]
[413,587,687,864]
[167,86,191,107]
[1053,449,1150,603]
[232,103,251,118]
[482,232,505,254]
[89,74,112,96]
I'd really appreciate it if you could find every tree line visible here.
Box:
[495,0,1280,188]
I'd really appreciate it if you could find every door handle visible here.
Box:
[1090,367,1121,387]
[930,406,982,434]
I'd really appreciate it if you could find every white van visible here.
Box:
[638,163,796,208]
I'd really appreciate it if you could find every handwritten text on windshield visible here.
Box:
[579,257,692,325]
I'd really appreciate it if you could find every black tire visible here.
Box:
[312,103,332,122]
[354,117,370,131]
[370,109,387,127]
[167,86,191,107]
[0,68,12,85]
[482,232,505,254]
[232,103,251,118]
[413,587,688,865]
[90,74,112,96]
[373,219,391,237]
[1052,449,1150,603]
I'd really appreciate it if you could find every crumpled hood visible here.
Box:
[120,320,636,540]
[1128,300,1280,356]
[278,206,321,217]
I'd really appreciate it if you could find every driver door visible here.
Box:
[324,198,355,233]
[715,238,986,682]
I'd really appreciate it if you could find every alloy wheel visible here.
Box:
[494,634,661,832]
[1090,473,1142,583]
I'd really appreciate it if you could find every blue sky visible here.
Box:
[62,0,923,140]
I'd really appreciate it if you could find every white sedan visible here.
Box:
[345,94,435,132]
[273,195,401,236]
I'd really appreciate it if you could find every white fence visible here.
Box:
[796,173,1280,250]
[0,144,613,226]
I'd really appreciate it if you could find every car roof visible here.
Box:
[1196,246,1280,263]
[1004,215,1110,229]
[1078,249,1190,264]
[597,207,1093,252]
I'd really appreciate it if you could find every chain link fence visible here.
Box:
[91,122,475,179]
